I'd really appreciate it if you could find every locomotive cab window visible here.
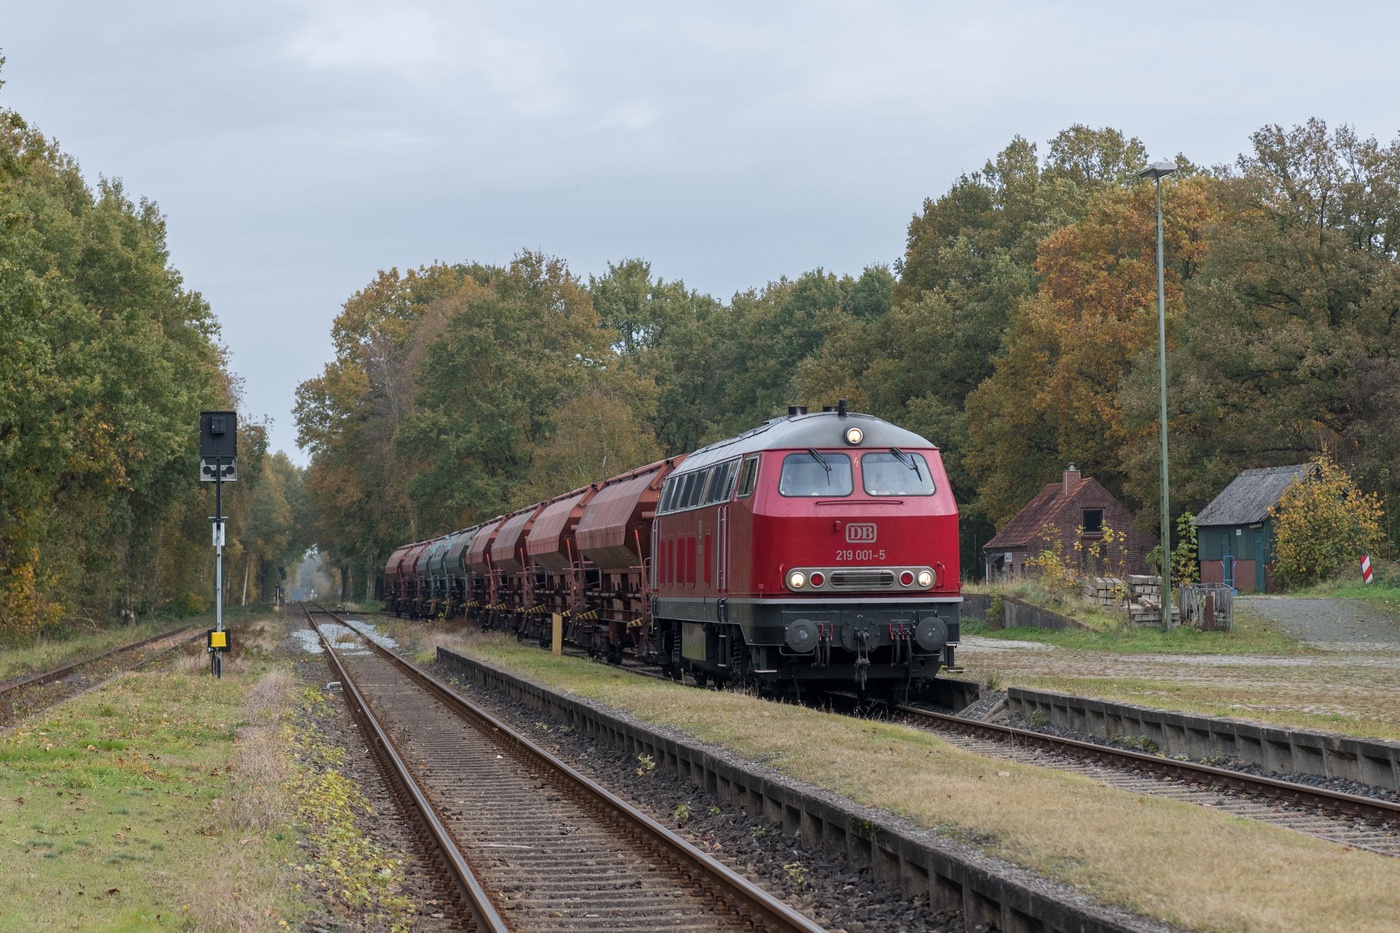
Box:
[779,451,853,497]
[860,451,936,496]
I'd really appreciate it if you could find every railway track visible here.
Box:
[303,605,828,933]
[897,703,1400,857]
[0,625,196,728]
[361,608,1400,857]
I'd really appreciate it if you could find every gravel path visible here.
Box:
[1236,595,1400,648]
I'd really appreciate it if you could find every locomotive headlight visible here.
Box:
[844,426,864,445]
[917,569,934,588]
[787,570,806,590]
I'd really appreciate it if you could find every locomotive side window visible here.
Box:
[719,458,740,501]
[708,458,740,504]
[778,451,853,497]
[736,456,759,499]
[687,471,708,509]
[697,468,717,505]
[659,477,678,514]
[861,451,936,496]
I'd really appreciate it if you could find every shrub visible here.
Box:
[1270,454,1384,587]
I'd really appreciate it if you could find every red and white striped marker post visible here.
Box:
[1361,555,1374,584]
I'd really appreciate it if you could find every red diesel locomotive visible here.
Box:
[382,404,962,697]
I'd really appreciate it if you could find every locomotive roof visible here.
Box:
[674,410,936,474]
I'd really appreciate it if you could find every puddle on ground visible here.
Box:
[292,621,400,656]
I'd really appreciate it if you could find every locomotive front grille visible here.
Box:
[829,569,896,589]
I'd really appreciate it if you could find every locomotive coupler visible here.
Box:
[854,628,871,690]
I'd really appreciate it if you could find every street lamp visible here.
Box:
[1139,159,1177,628]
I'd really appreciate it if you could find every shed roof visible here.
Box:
[1194,464,1313,527]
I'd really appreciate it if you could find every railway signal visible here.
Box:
[199,411,237,677]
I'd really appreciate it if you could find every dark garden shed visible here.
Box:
[1194,464,1312,594]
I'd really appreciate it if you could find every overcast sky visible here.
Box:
[6,2,1399,464]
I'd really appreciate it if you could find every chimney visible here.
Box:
[1063,464,1081,497]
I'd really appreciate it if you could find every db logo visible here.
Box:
[845,523,878,543]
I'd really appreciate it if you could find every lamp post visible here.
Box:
[1139,159,1177,628]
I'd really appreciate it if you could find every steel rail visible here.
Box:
[1,625,195,698]
[305,608,510,933]
[898,703,1400,825]
[329,609,828,933]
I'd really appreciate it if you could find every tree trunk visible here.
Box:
[242,554,250,606]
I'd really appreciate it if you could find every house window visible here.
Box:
[1082,509,1104,535]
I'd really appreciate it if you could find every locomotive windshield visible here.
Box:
[778,451,853,496]
[861,451,936,496]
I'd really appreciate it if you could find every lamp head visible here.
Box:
[1138,160,1179,180]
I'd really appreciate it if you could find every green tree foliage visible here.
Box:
[1269,454,1384,587]
[1128,120,1400,523]
[716,267,892,438]
[0,91,248,632]
[398,252,618,527]
[589,259,723,455]
[1171,512,1199,587]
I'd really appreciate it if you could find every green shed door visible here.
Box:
[1254,529,1268,592]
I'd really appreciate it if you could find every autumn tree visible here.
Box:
[966,174,1219,527]
[1269,454,1384,587]
[296,263,473,593]
[0,88,238,632]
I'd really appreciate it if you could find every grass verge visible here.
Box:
[0,603,275,684]
[0,644,305,930]
[962,601,1305,655]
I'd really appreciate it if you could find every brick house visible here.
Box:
[983,466,1156,580]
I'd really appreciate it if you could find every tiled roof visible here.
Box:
[984,477,1090,550]
[1194,464,1313,527]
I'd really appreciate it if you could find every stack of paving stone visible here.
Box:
[1127,575,1180,626]
[1081,576,1125,607]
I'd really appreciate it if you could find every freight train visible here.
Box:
[383,403,962,699]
